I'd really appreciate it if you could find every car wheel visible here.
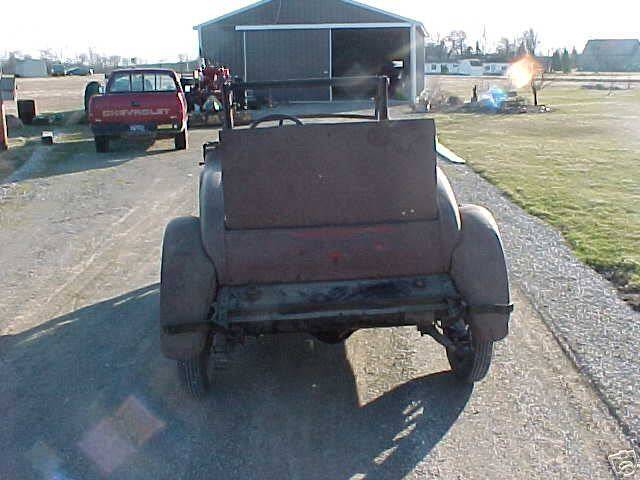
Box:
[446,327,493,383]
[174,130,188,150]
[312,330,354,344]
[177,351,210,399]
[95,136,109,153]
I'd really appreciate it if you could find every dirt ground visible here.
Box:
[0,77,637,479]
[3,75,104,116]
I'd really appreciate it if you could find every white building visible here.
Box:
[483,62,510,75]
[426,59,510,76]
[15,59,48,78]
[457,59,485,76]
[426,62,460,74]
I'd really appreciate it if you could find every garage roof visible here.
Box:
[194,0,426,34]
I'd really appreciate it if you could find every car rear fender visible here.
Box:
[450,205,512,342]
[160,216,217,360]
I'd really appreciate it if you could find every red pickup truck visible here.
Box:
[88,68,188,153]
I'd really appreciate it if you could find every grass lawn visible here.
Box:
[431,77,640,294]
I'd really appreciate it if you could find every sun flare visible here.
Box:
[507,55,542,89]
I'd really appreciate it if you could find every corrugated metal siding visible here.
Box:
[200,26,245,75]
[210,0,404,26]
[246,29,330,100]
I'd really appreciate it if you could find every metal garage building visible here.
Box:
[194,0,426,103]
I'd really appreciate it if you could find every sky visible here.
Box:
[1,0,639,62]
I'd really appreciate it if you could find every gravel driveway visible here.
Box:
[0,123,636,479]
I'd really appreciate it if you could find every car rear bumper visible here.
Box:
[91,121,184,138]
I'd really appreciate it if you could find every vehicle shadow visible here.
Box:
[1,125,179,184]
[0,285,472,480]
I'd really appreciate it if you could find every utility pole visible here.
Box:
[482,25,488,55]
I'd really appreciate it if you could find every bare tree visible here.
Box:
[531,70,552,106]
[517,41,527,56]
[39,49,58,61]
[446,30,467,56]
[522,28,539,55]
[497,37,514,57]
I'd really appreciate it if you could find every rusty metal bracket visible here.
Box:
[213,274,459,329]
[221,76,390,129]
[466,303,515,315]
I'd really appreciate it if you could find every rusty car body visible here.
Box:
[159,77,513,398]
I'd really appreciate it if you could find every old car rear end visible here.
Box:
[159,77,513,398]
[89,69,188,152]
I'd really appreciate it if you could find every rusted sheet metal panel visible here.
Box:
[220,119,437,230]
[223,220,446,285]
[215,274,458,326]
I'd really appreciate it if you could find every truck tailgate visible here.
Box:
[92,92,183,124]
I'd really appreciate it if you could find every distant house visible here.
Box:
[426,58,509,76]
[457,59,485,76]
[14,59,48,78]
[426,61,460,74]
[579,39,640,72]
[483,62,510,75]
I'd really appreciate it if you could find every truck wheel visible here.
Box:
[84,81,101,114]
[174,130,188,150]
[95,136,109,153]
[446,328,493,383]
[177,351,210,399]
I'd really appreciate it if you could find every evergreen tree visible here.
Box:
[551,50,562,71]
[561,48,571,73]
[476,40,482,56]
[571,47,579,69]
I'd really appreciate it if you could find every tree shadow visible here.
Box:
[0,285,472,480]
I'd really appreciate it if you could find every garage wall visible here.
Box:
[200,26,245,75]
[245,29,330,101]
[415,27,426,98]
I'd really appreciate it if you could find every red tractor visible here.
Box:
[181,65,250,127]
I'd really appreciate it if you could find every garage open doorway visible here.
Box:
[331,27,410,100]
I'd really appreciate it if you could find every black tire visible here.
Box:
[313,330,354,345]
[174,129,188,150]
[446,332,493,383]
[84,81,101,114]
[177,352,210,399]
[95,136,109,153]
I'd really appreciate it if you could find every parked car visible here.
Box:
[67,66,94,76]
[88,68,188,152]
[159,77,513,398]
